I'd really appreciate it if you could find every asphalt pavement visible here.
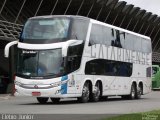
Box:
[0,91,160,120]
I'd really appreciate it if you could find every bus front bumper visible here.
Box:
[14,85,80,98]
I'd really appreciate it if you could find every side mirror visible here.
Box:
[4,41,18,58]
[18,26,24,42]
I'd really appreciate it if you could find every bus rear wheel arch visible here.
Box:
[121,82,137,100]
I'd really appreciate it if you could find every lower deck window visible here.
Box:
[85,59,132,77]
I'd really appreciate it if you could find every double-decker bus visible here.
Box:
[5,15,152,103]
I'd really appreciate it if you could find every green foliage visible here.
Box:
[102,110,160,120]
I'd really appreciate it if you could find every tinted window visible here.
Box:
[147,67,152,77]
[85,59,132,77]
[89,24,115,46]
[119,31,125,48]
[89,24,103,45]
[66,43,84,73]
[134,37,142,52]
[71,19,89,40]
[20,18,70,43]
[24,19,69,40]
[124,34,151,53]
[89,23,151,53]
[103,27,113,46]
[142,39,152,53]
[125,33,134,50]
[16,49,64,79]
[89,24,125,48]
[111,30,124,48]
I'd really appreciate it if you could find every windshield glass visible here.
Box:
[17,49,64,78]
[20,18,70,43]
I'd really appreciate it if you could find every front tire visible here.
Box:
[37,97,49,104]
[78,82,90,103]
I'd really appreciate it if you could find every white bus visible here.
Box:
[5,15,152,103]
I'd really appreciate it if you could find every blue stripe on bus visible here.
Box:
[61,75,68,94]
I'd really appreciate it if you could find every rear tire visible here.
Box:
[50,98,60,104]
[78,82,90,103]
[91,82,101,102]
[129,83,136,100]
[37,97,49,104]
[122,84,136,100]
[135,84,142,99]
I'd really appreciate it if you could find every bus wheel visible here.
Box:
[37,97,49,104]
[91,82,101,102]
[78,82,90,103]
[129,84,136,100]
[136,84,142,99]
[50,98,60,104]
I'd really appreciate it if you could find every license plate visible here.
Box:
[32,92,41,96]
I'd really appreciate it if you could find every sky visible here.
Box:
[119,0,160,16]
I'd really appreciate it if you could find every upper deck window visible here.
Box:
[20,18,70,43]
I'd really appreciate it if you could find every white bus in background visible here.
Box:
[5,15,152,104]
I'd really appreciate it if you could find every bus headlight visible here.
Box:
[50,81,61,87]
[50,80,68,87]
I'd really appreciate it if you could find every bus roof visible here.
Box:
[29,15,90,21]
[29,15,150,40]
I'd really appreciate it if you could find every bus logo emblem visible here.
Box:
[34,85,38,89]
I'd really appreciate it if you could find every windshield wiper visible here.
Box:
[46,73,56,76]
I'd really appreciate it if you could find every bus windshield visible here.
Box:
[20,18,70,43]
[16,49,65,78]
